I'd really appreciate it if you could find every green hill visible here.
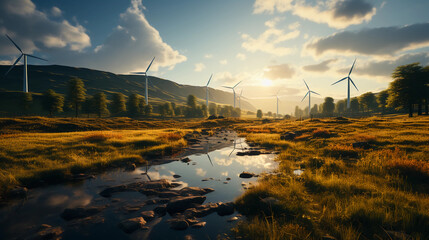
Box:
[0,65,255,115]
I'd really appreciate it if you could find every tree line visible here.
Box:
[17,78,242,118]
[294,63,429,118]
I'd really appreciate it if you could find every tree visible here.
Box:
[267,111,272,118]
[256,109,263,118]
[294,106,302,118]
[335,99,347,114]
[42,89,64,116]
[144,104,153,117]
[310,104,318,115]
[387,63,424,117]
[322,97,335,116]
[160,102,174,117]
[350,97,360,113]
[110,93,126,116]
[67,78,86,117]
[127,93,142,117]
[20,92,33,114]
[82,97,93,118]
[377,90,389,115]
[232,108,241,118]
[187,95,197,109]
[209,103,217,116]
[359,92,378,113]
[201,104,208,117]
[93,92,109,117]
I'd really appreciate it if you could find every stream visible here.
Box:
[0,131,278,240]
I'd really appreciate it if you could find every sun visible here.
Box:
[261,78,273,86]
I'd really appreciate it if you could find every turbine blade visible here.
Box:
[331,77,348,85]
[233,81,242,88]
[303,79,309,91]
[222,86,233,89]
[348,58,356,76]
[131,72,146,74]
[27,54,47,61]
[6,34,23,53]
[145,57,155,72]
[310,91,321,96]
[206,74,212,86]
[349,78,359,91]
[4,54,23,76]
[301,91,309,102]
[240,89,243,96]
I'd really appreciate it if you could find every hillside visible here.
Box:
[0,64,256,111]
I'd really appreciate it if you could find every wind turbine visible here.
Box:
[205,74,213,107]
[131,57,155,104]
[274,89,281,118]
[332,59,358,109]
[301,79,320,117]
[4,34,47,92]
[222,81,241,108]
[238,89,243,109]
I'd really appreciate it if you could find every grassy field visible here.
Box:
[0,129,190,196]
[232,115,429,239]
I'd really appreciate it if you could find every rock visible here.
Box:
[217,202,235,216]
[60,206,105,220]
[9,187,28,198]
[239,172,255,178]
[118,217,146,233]
[184,234,194,240]
[352,141,372,149]
[208,115,217,120]
[191,222,206,228]
[226,177,231,181]
[223,181,228,184]
[99,185,127,197]
[202,178,210,181]
[168,218,189,230]
[167,196,207,214]
[125,163,137,171]
[158,191,180,198]
[173,174,182,178]
[100,179,180,197]
[184,203,219,218]
[181,157,191,163]
[227,216,239,222]
[179,187,214,196]
[154,204,167,216]
[140,211,155,221]
[321,235,336,240]
[29,225,63,240]
[145,199,158,205]
[72,173,95,181]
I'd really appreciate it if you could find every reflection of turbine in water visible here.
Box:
[205,142,214,167]
[228,138,244,157]
[141,162,152,181]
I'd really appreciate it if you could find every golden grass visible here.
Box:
[0,128,190,194]
[234,115,429,239]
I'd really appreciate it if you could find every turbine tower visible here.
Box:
[274,89,281,118]
[222,81,241,108]
[332,59,358,109]
[205,74,213,107]
[301,79,320,117]
[131,57,155,104]
[4,34,47,92]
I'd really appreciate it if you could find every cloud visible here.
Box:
[236,53,246,60]
[51,6,62,17]
[204,54,213,59]
[349,53,429,77]
[303,59,337,72]
[215,71,254,86]
[253,0,376,29]
[195,168,207,177]
[220,59,228,65]
[194,63,206,72]
[241,17,299,56]
[264,64,295,80]
[0,0,90,55]
[306,23,429,57]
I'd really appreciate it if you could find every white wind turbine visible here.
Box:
[131,57,155,105]
[4,34,47,92]
[205,74,213,107]
[222,81,241,108]
[301,79,320,117]
[273,89,282,118]
[332,59,358,109]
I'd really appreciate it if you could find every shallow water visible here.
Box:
[0,134,277,240]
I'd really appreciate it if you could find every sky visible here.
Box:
[1,0,429,114]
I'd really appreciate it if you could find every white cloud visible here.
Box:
[0,0,90,55]
[195,168,207,177]
[253,0,376,29]
[51,6,62,17]
[204,54,213,59]
[0,60,13,65]
[194,63,206,72]
[220,59,228,65]
[241,18,299,56]
[236,53,246,60]
[288,21,300,30]
[264,64,296,80]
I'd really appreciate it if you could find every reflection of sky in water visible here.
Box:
[0,138,277,240]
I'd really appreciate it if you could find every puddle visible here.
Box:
[0,134,278,240]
